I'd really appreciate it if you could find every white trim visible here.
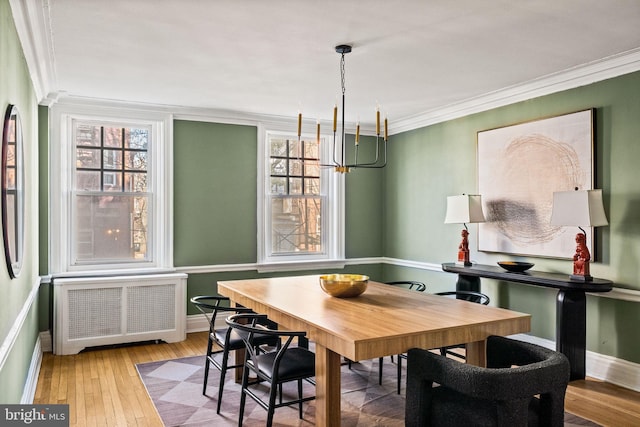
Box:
[510,333,640,392]
[256,126,345,268]
[39,331,52,353]
[21,336,42,404]
[0,278,41,373]
[48,101,174,274]
[9,0,56,103]
[390,47,640,134]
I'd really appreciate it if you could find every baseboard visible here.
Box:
[186,313,214,333]
[510,333,640,392]
[21,336,43,404]
[39,331,52,353]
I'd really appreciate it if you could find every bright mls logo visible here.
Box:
[1,405,69,426]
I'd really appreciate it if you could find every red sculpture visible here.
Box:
[457,229,471,266]
[572,232,591,279]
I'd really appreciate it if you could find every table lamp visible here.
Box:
[444,194,486,266]
[550,188,608,281]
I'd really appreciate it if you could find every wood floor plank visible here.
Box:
[33,332,639,427]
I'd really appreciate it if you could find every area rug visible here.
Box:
[136,355,600,426]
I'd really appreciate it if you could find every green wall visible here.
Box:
[0,0,41,403]
[383,71,640,363]
[172,121,384,314]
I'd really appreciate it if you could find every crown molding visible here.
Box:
[13,2,640,133]
[391,47,640,134]
[9,0,56,103]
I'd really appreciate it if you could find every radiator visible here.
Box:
[53,273,187,355]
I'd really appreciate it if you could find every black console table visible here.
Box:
[442,263,613,381]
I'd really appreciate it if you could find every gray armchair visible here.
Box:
[405,335,570,427]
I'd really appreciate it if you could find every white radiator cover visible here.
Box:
[53,273,187,355]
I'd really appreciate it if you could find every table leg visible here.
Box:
[465,340,487,367]
[315,343,342,427]
[556,289,586,381]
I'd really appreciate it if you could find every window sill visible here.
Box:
[257,259,347,273]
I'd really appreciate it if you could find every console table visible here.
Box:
[442,263,613,380]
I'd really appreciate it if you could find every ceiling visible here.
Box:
[22,0,640,128]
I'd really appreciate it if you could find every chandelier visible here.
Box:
[297,45,388,173]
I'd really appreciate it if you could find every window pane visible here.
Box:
[124,172,147,192]
[270,177,287,195]
[76,148,101,169]
[290,159,303,177]
[304,160,320,177]
[289,178,302,195]
[125,151,147,171]
[103,149,123,169]
[75,124,101,147]
[126,128,149,149]
[103,172,122,191]
[270,197,322,254]
[288,139,302,158]
[304,140,319,158]
[270,138,287,156]
[305,178,320,195]
[74,194,150,262]
[76,171,101,191]
[104,127,122,148]
[270,158,287,176]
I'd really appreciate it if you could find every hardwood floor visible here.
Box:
[34,332,640,426]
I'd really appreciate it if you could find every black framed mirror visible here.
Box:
[2,104,24,278]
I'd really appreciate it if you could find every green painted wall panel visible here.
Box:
[173,120,258,266]
[385,71,640,363]
[1,0,41,402]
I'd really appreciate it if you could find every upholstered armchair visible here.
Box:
[405,335,570,427]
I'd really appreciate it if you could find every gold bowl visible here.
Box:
[497,261,535,273]
[319,274,369,298]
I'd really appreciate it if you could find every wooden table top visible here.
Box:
[218,275,531,361]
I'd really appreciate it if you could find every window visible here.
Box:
[50,102,172,274]
[258,127,344,270]
[73,123,150,263]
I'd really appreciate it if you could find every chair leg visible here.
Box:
[203,339,213,395]
[238,360,250,427]
[266,380,279,427]
[397,355,402,394]
[378,357,384,385]
[216,348,231,414]
[298,379,304,419]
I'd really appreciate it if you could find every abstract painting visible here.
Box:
[477,109,594,258]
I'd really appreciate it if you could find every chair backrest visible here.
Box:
[406,336,570,427]
[434,290,490,305]
[190,295,251,332]
[385,281,426,292]
[225,313,308,376]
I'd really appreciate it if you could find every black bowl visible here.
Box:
[497,261,534,273]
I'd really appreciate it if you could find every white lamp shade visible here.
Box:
[444,194,486,224]
[550,189,608,227]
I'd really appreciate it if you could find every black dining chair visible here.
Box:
[226,313,316,427]
[433,290,490,359]
[190,295,277,414]
[381,281,427,393]
[405,336,570,427]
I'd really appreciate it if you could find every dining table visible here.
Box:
[217,275,531,426]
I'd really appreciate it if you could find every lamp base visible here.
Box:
[570,274,593,282]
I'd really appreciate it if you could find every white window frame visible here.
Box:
[49,100,174,275]
[257,123,345,272]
